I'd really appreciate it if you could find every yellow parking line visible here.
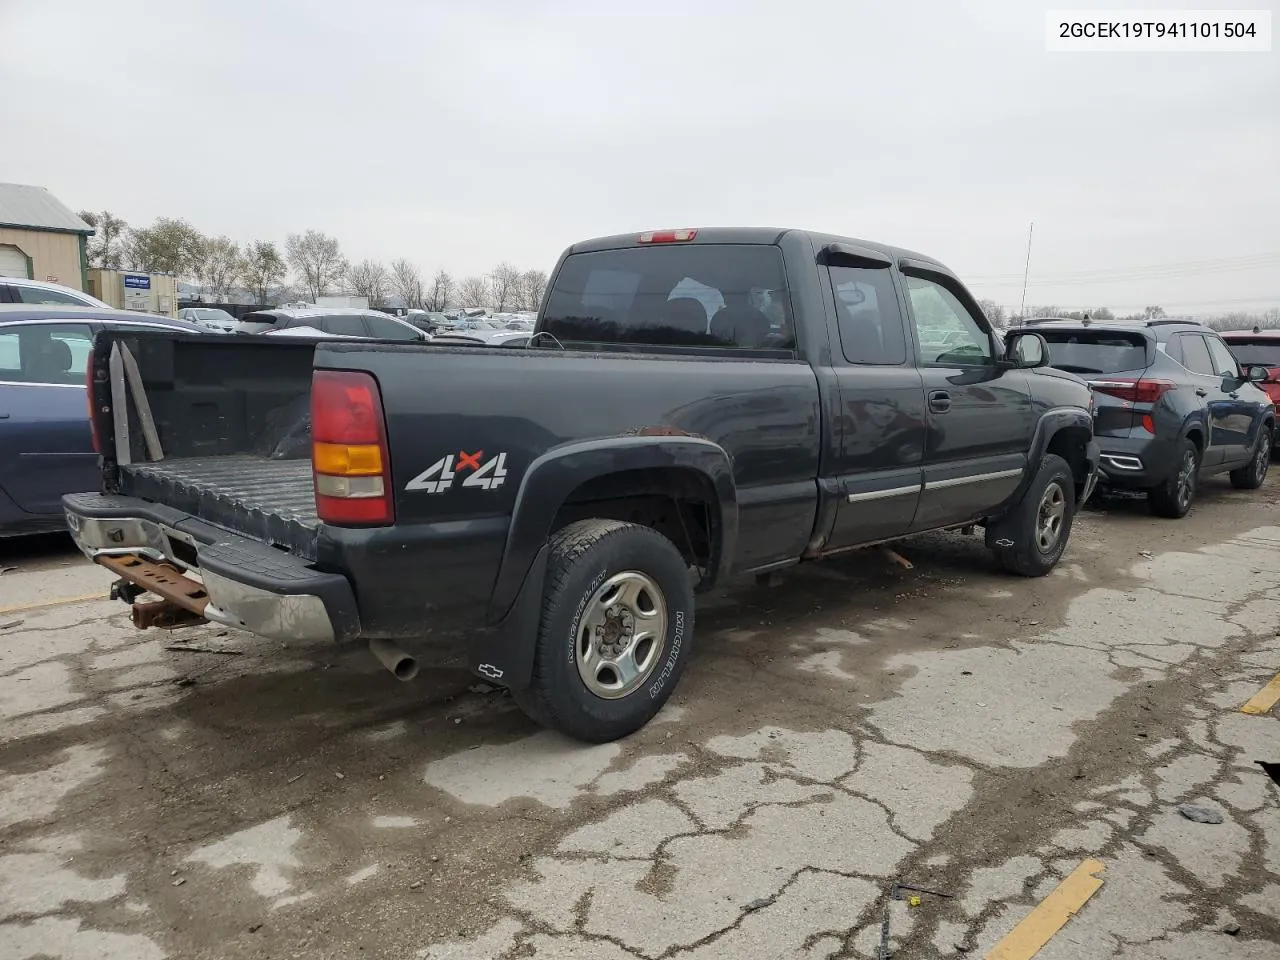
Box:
[985,858,1105,960]
[1241,674,1280,716]
[0,592,107,617]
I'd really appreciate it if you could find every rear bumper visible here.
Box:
[1095,434,1178,489]
[62,492,359,643]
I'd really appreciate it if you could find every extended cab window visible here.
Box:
[829,266,906,365]
[542,245,793,350]
[905,276,993,365]
[0,323,93,385]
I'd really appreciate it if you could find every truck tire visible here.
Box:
[1229,425,1272,490]
[1148,438,1200,518]
[512,519,694,743]
[988,454,1076,577]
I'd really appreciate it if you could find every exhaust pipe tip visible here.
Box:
[369,638,419,682]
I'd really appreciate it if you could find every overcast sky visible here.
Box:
[3,0,1276,314]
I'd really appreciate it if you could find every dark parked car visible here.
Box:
[66,227,1099,742]
[1032,317,1275,517]
[1220,328,1280,446]
[0,306,205,536]
[404,311,452,334]
[233,308,427,340]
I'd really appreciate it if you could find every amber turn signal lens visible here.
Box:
[313,442,383,476]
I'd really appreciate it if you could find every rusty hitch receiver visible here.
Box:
[96,553,211,630]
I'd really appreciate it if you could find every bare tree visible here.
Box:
[239,241,287,304]
[346,259,390,306]
[285,230,347,302]
[78,210,129,269]
[976,299,1006,327]
[519,269,548,312]
[425,269,454,311]
[126,218,204,276]
[389,259,425,309]
[488,262,522,312]
[457,275,492,309]
[193,236,241,300]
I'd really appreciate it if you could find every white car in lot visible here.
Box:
[235,307,427,340]
[177,307,239,333]
[0,277,110,307]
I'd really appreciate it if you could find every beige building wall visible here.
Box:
[0,227,86,290]
[89,269,179,317]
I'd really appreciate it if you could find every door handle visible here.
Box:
[1195,388,1208,397]
[928,390,951,413]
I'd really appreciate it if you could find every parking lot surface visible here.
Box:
[2,478,1279,960]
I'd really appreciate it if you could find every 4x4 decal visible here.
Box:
[406,451,508,494]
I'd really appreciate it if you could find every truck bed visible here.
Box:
[120,456,320,559]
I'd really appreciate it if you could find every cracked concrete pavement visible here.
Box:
[1,476,1278,959]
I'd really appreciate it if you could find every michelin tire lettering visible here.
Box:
[648,608,685,699]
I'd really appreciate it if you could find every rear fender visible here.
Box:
[470,435,736,690]
[489,435,738,620]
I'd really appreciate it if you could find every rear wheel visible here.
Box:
[989,454,1076,577]
[1149,438,1200,518]
[511,519,694,743]
[1230,424,1272,490]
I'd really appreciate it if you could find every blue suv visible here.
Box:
[1032,317,1275,518]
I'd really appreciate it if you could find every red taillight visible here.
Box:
[638,229,697,244]
[311,370,394,526]
[85,348,100,453]
[1088,378,1176,404]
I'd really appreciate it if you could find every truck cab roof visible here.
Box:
[567,227,947,273]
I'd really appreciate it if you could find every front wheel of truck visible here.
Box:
[512,519,695,743]
[986,453,1076,577]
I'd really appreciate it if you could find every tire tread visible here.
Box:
[990,453,1075,577]
[515,519,690,743]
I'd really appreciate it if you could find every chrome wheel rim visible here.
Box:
[576,571,667,700]
[1255,436,1270,483]
[1036,481,1067,553]
[1176,450,1197,509]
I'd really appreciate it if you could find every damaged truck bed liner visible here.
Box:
[120,456,320,559]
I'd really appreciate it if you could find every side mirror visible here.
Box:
[1244,364,1269,383]
[1004,331,1048,369]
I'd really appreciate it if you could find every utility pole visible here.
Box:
[1018,221,1034,324]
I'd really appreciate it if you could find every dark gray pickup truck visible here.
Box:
[64,228,1099,742]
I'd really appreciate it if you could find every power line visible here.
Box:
[1000,293,1280,313]
[1097,293,1280,310]
[967,252,1280,285]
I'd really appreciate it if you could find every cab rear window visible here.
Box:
[1040,330,1149,374]
[542,245,794,351]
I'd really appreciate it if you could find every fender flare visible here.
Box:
[1007,406,1094,506]
[487,435,738,622]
